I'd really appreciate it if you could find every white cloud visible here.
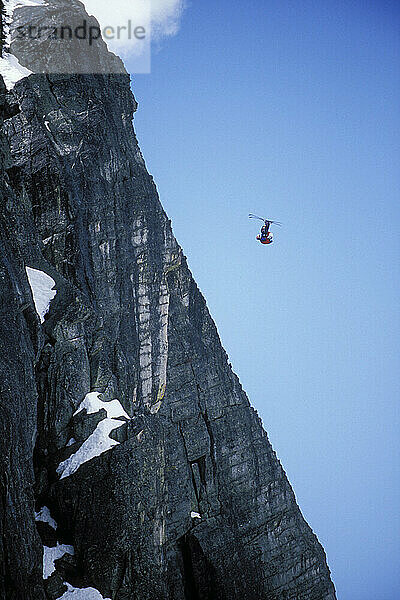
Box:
[82,0,185,57]
[150,0,185,38]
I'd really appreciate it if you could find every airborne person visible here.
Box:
[249,214,281,245]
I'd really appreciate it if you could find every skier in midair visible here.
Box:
[249,214,281,245]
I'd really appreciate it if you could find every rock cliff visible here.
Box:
[0,1,337,598]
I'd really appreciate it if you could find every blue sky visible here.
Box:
[124,1,400,598]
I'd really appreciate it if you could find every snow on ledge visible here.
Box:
[43,543,74,579]
[74,392,130,420]
[1,0,45,89]
[41,536,110,599]
[25,266,57,323]
[0,53,32,90]
[56,392,130,480]
[60,583,111,599]
[191,511,201,519]
[35,506,57,530]
[57,418,125,479]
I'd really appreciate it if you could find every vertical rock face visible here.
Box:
[0,2,337,599]
[0,77,46,599]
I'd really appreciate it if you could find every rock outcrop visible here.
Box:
[0,1,337,598]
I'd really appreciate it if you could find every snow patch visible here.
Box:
[60,583,111,600]
[41,537,110,599]
[13,0,45,7]
[25,266,57,323]
[1,0,45,89]
[66,438,76,447]
[57,418,125,479]
[191,511,201,519]
[0,53,32,90]
[35,506,57,530]
[57,393,130,480]
[74,392,130,420]
[43,543,74,579]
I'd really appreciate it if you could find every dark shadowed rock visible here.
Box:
[0,75,46,600]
